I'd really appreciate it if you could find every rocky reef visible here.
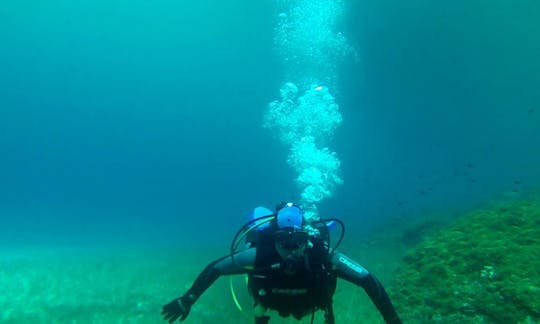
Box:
[392,198,540,323]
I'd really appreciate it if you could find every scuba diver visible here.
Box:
[161,202,402,324]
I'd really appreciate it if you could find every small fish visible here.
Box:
[514,179,522,185]
[528,107,535,114]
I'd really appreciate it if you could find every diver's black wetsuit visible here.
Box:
[181,246,402,324]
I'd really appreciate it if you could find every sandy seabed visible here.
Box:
[0,241,399,324]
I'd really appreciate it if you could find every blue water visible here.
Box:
[1,0,539,247]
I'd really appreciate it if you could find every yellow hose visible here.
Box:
[229,275,251,319]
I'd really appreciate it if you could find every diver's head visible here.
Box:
[274,203,308,274]
[274,228,309,256]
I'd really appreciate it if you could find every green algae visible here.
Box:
[392,198,540,323]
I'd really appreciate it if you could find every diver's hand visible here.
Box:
[161,294,194,323]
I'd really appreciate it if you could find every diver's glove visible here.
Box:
[161,294,195,323]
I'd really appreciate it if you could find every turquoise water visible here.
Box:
[0,0,539,322]
[1,0,539,245]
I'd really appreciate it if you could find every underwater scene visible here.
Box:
[1,0,539,323]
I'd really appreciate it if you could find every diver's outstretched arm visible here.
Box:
[162,248,256,322]
[330,252,402,324]
[186,248,255,297]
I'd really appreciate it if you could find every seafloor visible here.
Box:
[1,192,539,323]
[0,243,397,323]
[392,195,540,323]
